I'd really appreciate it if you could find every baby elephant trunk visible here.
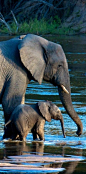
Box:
[60,116,66,138]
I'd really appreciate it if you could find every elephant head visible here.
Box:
[38,101,65,138]
[18,34,82,136]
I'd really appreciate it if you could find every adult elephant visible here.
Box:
[0,34,82,138]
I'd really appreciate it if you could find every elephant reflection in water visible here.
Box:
[3,141,44,157]
[3,142,82,174]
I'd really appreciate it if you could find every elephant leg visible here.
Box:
[37,130,44,141]
[36,122,45,141]
[15,125,28,142]
[31,126,39,140]
[19,135,26,141]
[18,130,26,141]
[32,131,38,140]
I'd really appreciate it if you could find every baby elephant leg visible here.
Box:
[36,121,45,141]
[19,135,26,141]
[15,125,30,142]
[31,127,39,140]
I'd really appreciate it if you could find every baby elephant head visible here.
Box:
[38,101,66,138]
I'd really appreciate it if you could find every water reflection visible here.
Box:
[0,140,84,174]
[1,141,44,158]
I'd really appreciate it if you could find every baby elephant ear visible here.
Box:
[38,102,51,122]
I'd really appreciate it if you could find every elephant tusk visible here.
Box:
[61,85,69,94]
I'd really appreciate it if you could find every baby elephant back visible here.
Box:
[11,104,33,119]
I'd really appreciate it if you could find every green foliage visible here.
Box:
[0,17,75,35]
[53,15,61,25]
[19,18,58,35]
[0,24,9,34]
[0,22,18,34]
[10,22,18,33]
[19,22,30,33]
[57,26,75,35]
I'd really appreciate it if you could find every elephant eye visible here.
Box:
[58,64,62,67]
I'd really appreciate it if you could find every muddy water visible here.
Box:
[0,35,86,173]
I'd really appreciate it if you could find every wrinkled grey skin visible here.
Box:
[3,101,65,141]
[0,34,82,138]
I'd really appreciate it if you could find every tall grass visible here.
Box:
[0,17,75,35]
[19,18,58,35]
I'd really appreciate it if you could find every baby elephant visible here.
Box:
[4,101,65,141]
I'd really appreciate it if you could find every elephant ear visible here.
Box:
[18,34,46,84]
[38,102,51,122]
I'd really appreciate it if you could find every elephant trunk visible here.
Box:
[58,86,83,136]
[60,116,66,138]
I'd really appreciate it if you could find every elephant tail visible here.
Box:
[5,120,11,127]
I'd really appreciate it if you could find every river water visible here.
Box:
[0,35,86,173]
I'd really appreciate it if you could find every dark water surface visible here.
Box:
[0,35,86,173]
